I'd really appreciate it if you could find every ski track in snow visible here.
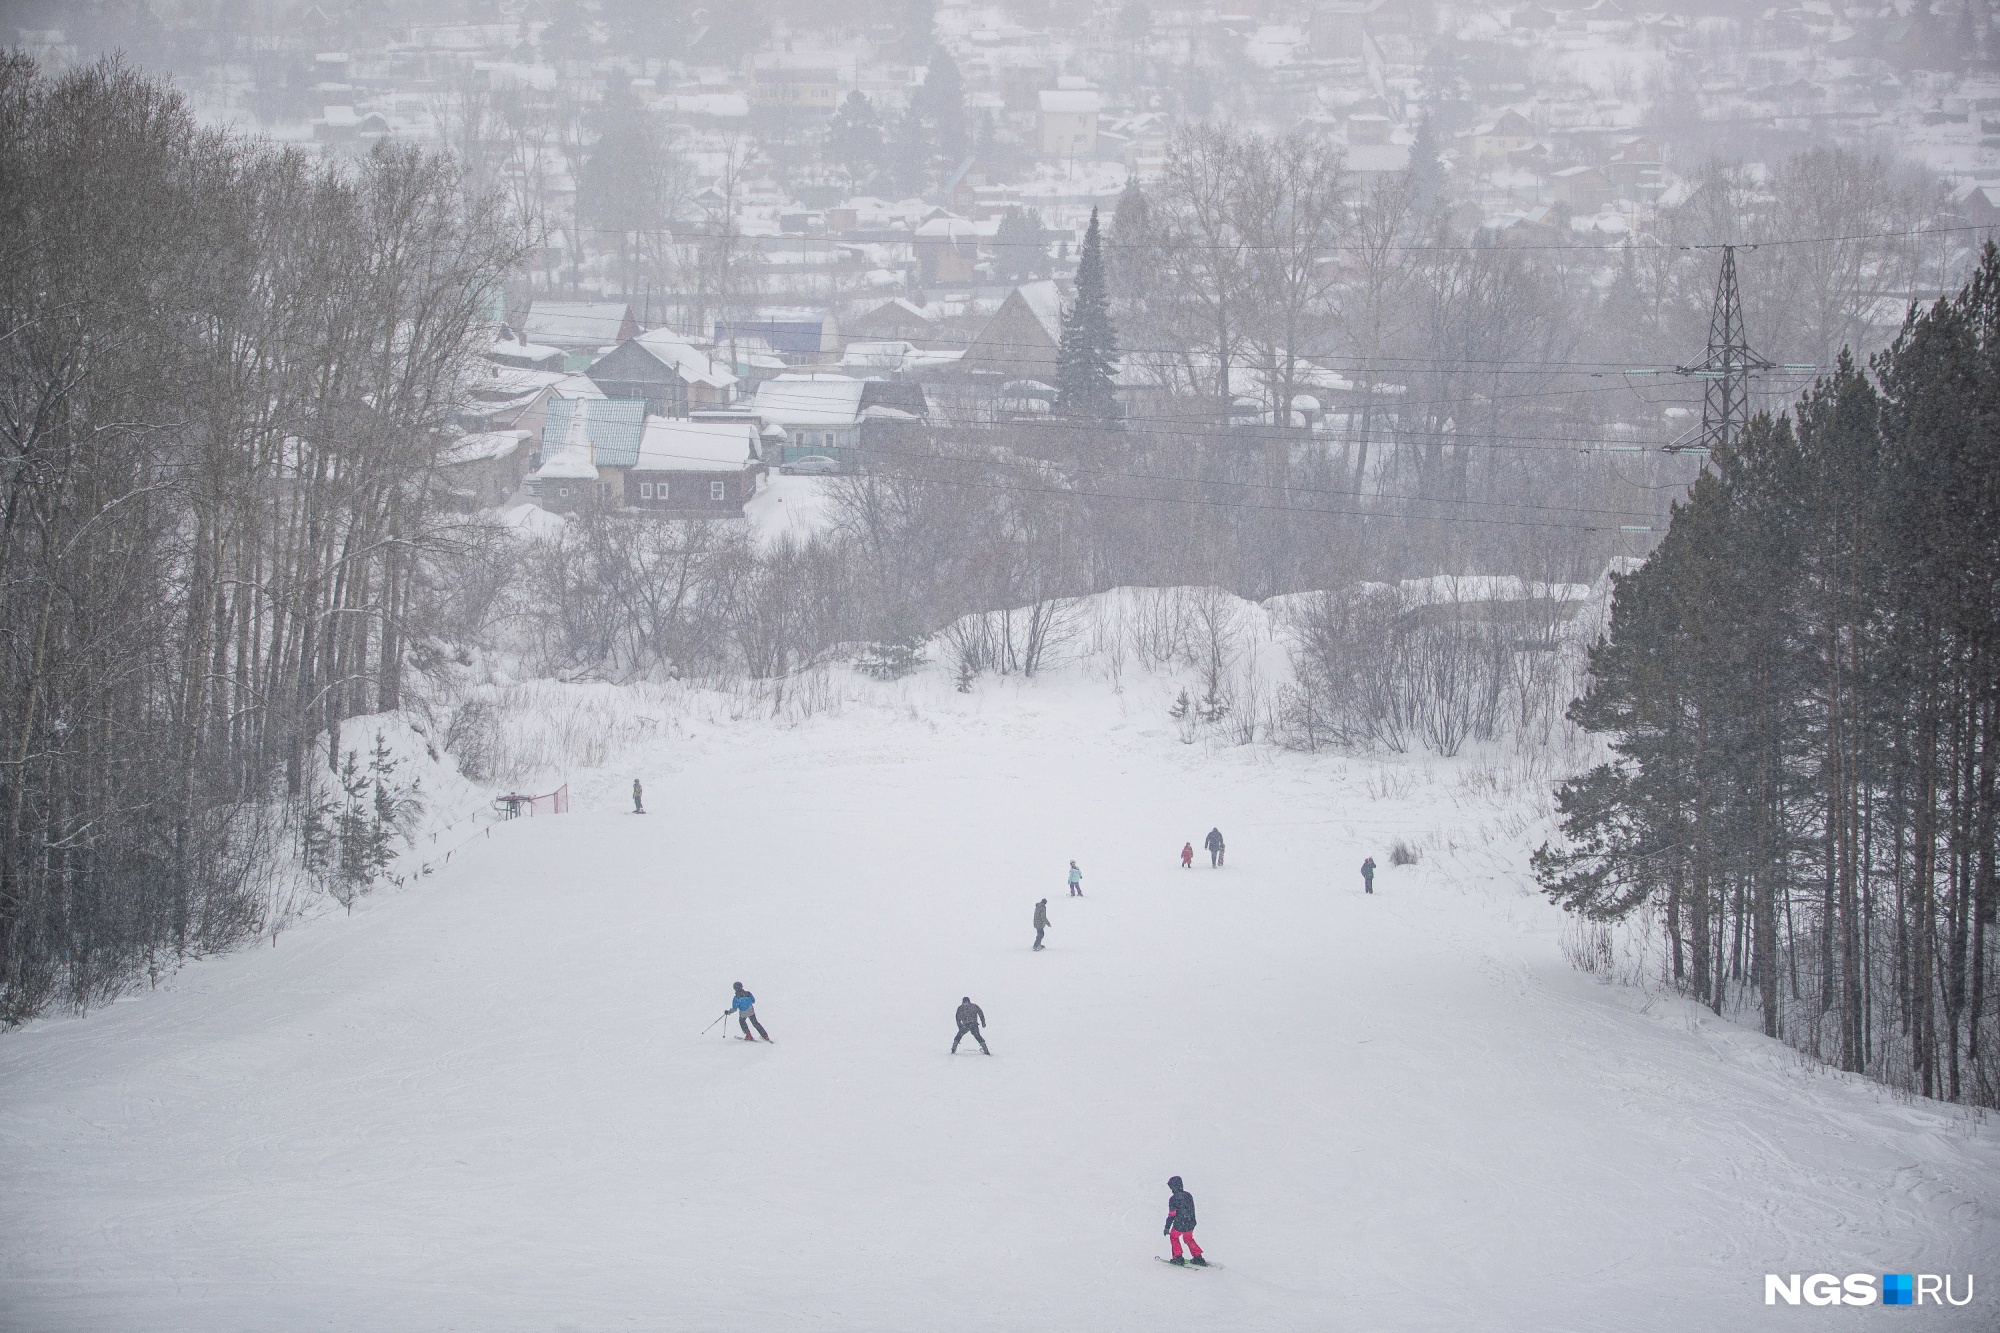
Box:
[2,675,1995,1332]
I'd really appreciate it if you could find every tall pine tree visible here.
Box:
[1536,244,2000,1106]
[1056,207,1120,420]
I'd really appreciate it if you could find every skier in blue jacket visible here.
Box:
[725,982,771,1041]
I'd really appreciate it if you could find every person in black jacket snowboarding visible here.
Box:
[1163,1176,1206,1264]
[1204,827,1225,868]
[1033,898,1050,950]
[952,997,990,1054]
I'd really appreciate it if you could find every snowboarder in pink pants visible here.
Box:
[1163,1176,1206,1265]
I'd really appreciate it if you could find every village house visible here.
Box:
[1121,113,1171,180]
[1951,179,2000,228]
[914,214,994,286]
[958,280,1064,382]
[846,296,946,345]
[528,397,645,511]
[521,301,638,363]
[487,328,566,372]
[1462,110,1538,166]
[750,374,868,473]
[748,57,845,111]
[438,429,532,510]
[1309,0,1388,58]
[1604,136,1666,205]
[311,104,391,149]
[624,417,765,516]
[584,328,738,417]
[1038,85,1102,160]
[1550,164,1614,214]
[524,434,597,513]
[713,311,841,366]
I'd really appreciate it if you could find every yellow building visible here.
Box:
[750,60,843,111]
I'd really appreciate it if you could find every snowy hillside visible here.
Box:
[2,643,1995,1331]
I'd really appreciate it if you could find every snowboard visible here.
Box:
[1155,1257,1220,1271]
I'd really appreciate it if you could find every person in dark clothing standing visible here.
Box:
[1361,856,1376,894]
[632,778,644,814]
[1204,827,1225,868]
[724,982,770,1041]
[1033,898,1050,950]
[1163,1176,1206,1265]
[952,996,990,1054]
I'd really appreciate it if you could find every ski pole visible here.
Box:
[702,1013,726,1036]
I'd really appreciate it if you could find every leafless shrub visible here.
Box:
[1015,597,1083,677]
[1561,916,1618,974]
[942,610,1006,681]
[1279,587,1582,758]
[1127,586,1194,668]
[443,699,500,782]
[1092,601,1128,691]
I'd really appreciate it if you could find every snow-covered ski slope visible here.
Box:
[4,663,1996,1332]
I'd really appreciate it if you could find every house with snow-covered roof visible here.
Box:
[748,375,929,474]
[488,328,566,372]
[1038,86,1102,159]
[584,328,738,417]
[527,398,645,511]
[713,311,841,365]
[846,297,946,345]
[439,429,533,510]
[751,375,867,473]
[624,418,765,516]
[959,280,1064,381]
[522,301,637,358]
[1462,111,1538,165]
[914,214,998,286]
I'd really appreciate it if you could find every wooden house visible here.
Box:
[624,418,765,516]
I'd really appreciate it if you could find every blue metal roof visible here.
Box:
[715,318,826,358]
[542,398,646,468]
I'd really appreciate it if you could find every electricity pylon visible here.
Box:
[1670,245,1771,458]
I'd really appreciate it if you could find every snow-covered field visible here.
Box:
[3,663,1996,1331]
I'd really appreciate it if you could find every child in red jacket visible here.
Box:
[1180,842,1194,868]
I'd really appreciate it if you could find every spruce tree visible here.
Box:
[1408,113,1445,217]
[1108,179,1153,323]
[828,91,883,190]
[993,207,1047,284]
[1055,207,1120,420]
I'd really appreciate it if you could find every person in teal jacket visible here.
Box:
[725,982,770,1041]
[1068,860,1083,896]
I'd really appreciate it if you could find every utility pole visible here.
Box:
[1670,244,1771,461]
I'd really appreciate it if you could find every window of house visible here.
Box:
[658,480,669,501]
[638,482,652,499]
[558,486,571,497]
[710,480,726,502]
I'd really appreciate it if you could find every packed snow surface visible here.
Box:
[3,669,1995,1331]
